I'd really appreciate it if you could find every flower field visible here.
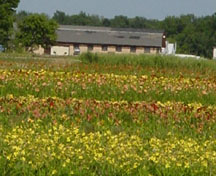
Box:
[1,55,216,175]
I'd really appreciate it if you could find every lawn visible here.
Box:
[0,53,216,175]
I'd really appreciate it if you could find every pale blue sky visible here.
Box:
[17,0,216,20]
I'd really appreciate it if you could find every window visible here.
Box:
[116,36,124,38]
[0,45,4,52]
[130,46,136,53]
[88,45,94,51]
[74,44,80,55]
[156,48,160,53]
[116,46,122,52]
[129,36,140,39]
[74,44,79,50]
[144,47,150,53]
[102,45,108,51]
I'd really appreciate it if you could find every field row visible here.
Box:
[1,96,216,136]
[0,120,215,175]
[1,56,216,175]
[1,70,216,104]
[1,54,216,76]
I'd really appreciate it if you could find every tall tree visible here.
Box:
[51,10,216,58]
[0,0,20,48]
[15,10,32,23]
[102,18,111,27]
[17,14,58,50]
[129,16,147,28]
[110,15,129,28]
[53,11,69,25]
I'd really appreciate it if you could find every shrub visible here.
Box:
[79,52,99,63]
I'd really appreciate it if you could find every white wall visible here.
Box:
[167,43,176,55]
[213,48,216,59]
[51,46,69,56]
[162,41,176,55]
[33,45,44,55]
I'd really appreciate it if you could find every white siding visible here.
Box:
[51,46,69,56]
[213,48,216,59]
[32,45,44,55]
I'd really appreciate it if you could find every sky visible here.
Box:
[17,0,216,20]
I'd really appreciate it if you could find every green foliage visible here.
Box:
[17,14,58,49]
[1,55,216,174]
[0,0,20,48]
[53,11,102,26]
[52,10,161,29]
[51,10,216,58]
[79,53,211,70]
[79,52,99,63]
[110,15,129,28]
[1,54,216,174]
[162,14,216,58]
[15,10,32,23]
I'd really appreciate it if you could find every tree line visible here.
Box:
[0,1,58,52]
[51,11,216,58]
[0,0,216,58]
[15,10,216,58]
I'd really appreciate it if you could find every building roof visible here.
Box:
[56,25,164,47]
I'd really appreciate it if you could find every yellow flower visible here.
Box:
[67,137,71,142]
[201,160,208,167]
[21,157,26,162]
[79,156,83,160]
[184,162,190,168]
[66,158,70,163]
[165,163,170,168]
[149,156,156,162]
[176,162,182,167]
[6,154,12,160]
[52,170,57,175]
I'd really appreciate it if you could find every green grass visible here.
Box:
[1,53,216,175]
[79,52,216,75]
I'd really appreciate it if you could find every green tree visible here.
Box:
[15,10,32,23]
[53,10,70,25]
[0,0,20,48]
[17,14,58,50]
[70,12,99,26]
[110,15,129,28]
[161,13,216,58]
[102,18,111,27]
[129,16,147,28]
[51,10,216,58]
